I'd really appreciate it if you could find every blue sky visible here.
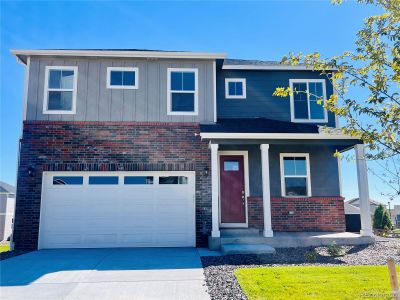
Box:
[0,1,390,203]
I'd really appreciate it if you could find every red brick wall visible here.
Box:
[14,121,211,249]
[247,197,264,230]
[247,196,345,232]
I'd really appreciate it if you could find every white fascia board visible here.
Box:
[11,49,226,63]
[222,64,310,70]
[199,132,358,140]
[222,65,338,71]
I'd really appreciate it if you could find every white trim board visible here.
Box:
[279,153,312,197]
[43,66,78,115]
[223,65,338,71]
[218,151,249,228]
[200,132,358,140]
[11,49,226,64]
[213,61,217,123]
[289,79,328,123]
[106,67,139,90]
[167,68,199,116]
[225,78,247,99]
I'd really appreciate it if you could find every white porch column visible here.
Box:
[260,144,273,237]
[355,144,373,236]
[210,143,220,238]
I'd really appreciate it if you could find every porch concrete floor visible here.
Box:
[220,231,375,248]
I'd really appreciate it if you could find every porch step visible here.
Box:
[220,228,261,237]
[221,243,276,255]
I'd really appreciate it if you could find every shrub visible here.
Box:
[304,250,317,263]
[373,204,393,230]
[327,241,345,257]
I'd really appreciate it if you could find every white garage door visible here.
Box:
[39,171,196,249]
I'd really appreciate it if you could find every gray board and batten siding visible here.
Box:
[217,69,337,127]
[26,56,215,123]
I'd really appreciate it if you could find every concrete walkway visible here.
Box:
[0,248,210,300]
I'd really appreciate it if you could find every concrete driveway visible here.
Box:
[0,248,210,300]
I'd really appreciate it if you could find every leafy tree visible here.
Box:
[273,0,400,197]
[373,203,393,229]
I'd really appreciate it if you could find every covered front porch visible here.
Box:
[200,118,375,250]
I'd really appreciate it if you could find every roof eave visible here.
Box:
[199,132,361,141]
[10,49,227,63]
[222,64,338,71]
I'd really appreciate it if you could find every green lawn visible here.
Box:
[235,265,398,300]
[0,244,10,253]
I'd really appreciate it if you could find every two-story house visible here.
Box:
[11,49,374,250]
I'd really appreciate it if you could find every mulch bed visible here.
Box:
[201,239,399,300]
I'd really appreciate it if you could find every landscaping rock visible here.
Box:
[201,238,399,300]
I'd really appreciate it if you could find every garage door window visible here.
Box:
[159,176,188,185]
[124,176,154,185]
[53,176,83,185]
[89,176,119,185]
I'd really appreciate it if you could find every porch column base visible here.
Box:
[211,230,220,238]
[263,229,274,238]
[208,236,221,250]
[360,229,374,237]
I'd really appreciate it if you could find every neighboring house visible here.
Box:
[390,205,400,228]
[344,202,361,232]
[0,181,16,241]
[11,49,374,250]
[344,198,387,232]
[346,198,385,217]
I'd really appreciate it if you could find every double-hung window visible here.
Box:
[167,68,198,115]
[43,66,78,114]
[289,79,327,122]
[225,78,246,99]
[107,67,138,89]
[280,153,311,197]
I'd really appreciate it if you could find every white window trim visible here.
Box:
[167,68,198,116]
[106,67,139,89]
[279,153,312,197]
[43,66,78,115]
[289,79,328,123]
[225,78,246,99]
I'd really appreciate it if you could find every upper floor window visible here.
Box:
[289,79,327,123]
[107,67,138,89]
[167,68,198,115]
[225,78,246,99]
[280,153,311,197]
[43,66,78,114]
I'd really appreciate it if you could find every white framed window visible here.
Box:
[43,66,78,114]
[107,67,139,89]
[167,68,198,115]
[225,78,246,99]
[289,79,328,123]
[280,153,311,197]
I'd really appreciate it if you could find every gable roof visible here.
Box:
[344,202,361,215]
[0,181,16,194]
[346,198,385,207]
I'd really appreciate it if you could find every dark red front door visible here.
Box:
[220,155,246,224]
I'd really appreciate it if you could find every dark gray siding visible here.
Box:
[26,56,215,122]
[217,70,336,127]
[219,144,340,197]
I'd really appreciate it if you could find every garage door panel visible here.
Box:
[40,172,195,249]
[41,233,82,247]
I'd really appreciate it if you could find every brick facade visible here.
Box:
[14,121,211,250]
[247,196,264,230]
[247,196,346,232]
